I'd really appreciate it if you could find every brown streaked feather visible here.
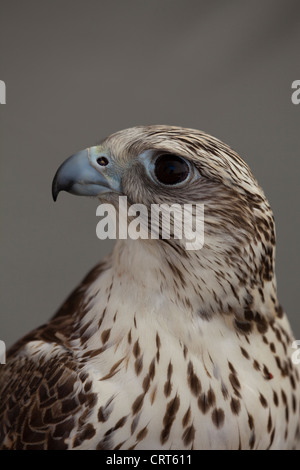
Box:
[0,352,97,450]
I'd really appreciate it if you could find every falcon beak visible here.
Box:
[52,149,120,201]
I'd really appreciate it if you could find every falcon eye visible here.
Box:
[154,154,190,185]
[97,156,109,166]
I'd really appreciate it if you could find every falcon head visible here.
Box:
[52,125,279,324]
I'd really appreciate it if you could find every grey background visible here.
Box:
[0,0,299,348]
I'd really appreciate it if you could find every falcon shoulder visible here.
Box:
[0,261,109,450]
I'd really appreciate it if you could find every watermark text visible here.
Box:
[291,80,300,105]
[0,80,6,104]
[96,196,204,250]
[0,340,6,364]
[292,340,300,365]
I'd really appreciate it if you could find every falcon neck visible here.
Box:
[110,237,278,323]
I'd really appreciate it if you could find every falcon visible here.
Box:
[0,125,299,450]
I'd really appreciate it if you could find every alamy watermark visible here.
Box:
[0,341,6,364]
[0,80,6,104]
[292,340,300,365]
[291,80,300,105]
[95,196,204,250]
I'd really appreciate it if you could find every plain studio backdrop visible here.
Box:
[0,0,299,347]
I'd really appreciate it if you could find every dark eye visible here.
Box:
[97,156,109,166]
[154,154,190,185]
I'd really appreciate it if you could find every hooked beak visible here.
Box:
[52,149,120,201]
